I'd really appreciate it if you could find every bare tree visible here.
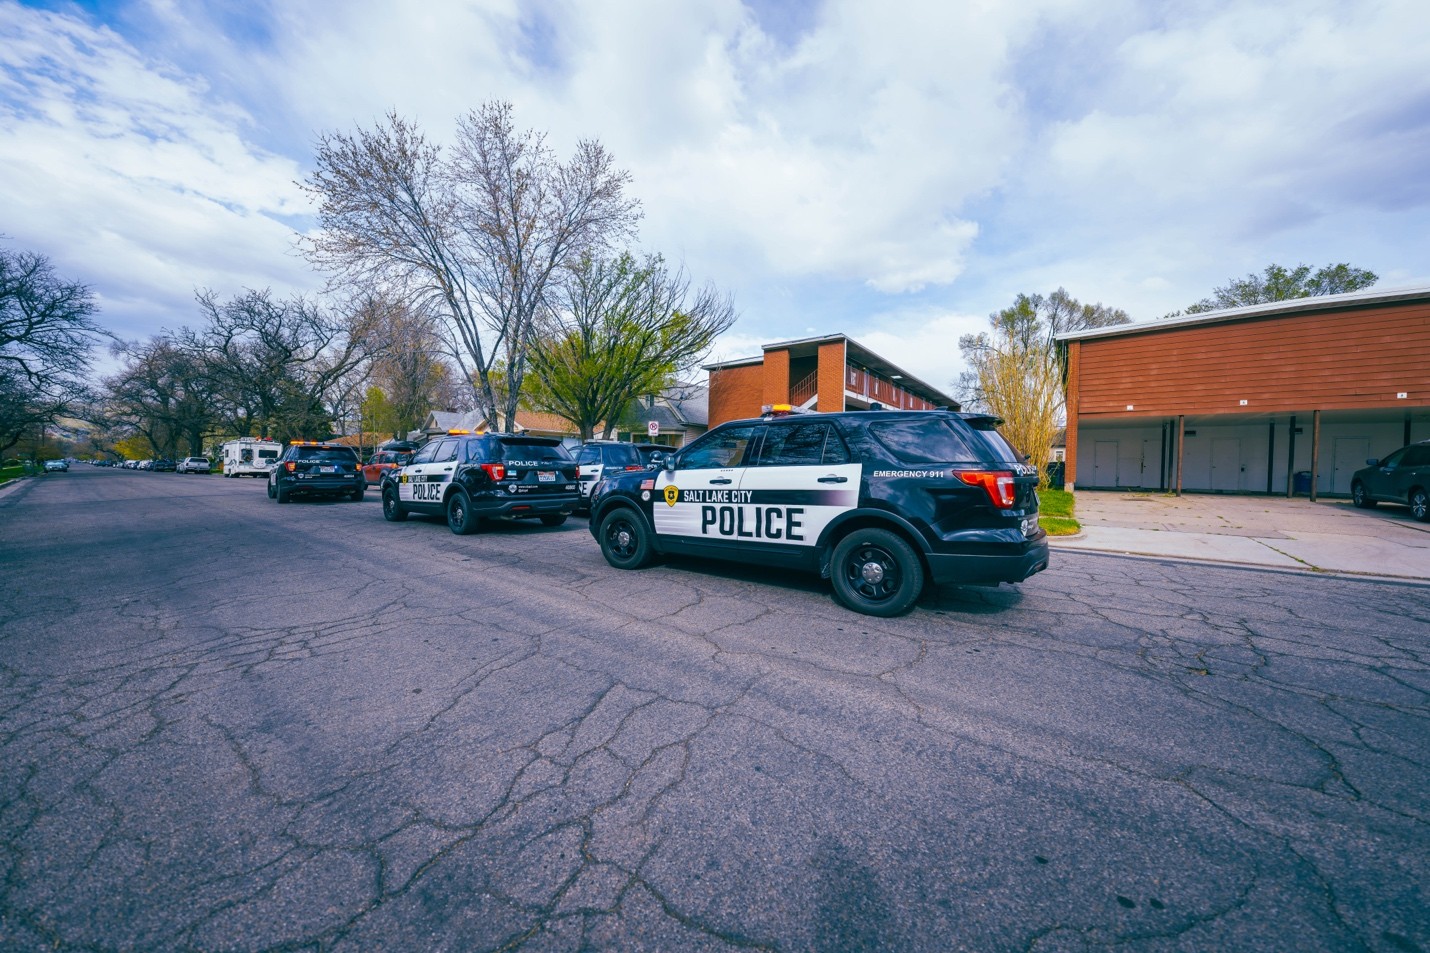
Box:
[180,289,381,442]
[958,289,1129,485]
[302,103,640,432]
[524,252,736,439]
[0,246,104,454]
[104,337,216,458]
[368,297,461,436]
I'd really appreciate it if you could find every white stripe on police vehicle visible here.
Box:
[401,473,449,503]
[652,465,861,546]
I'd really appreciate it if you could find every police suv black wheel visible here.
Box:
[267,480,276,499]
[599,509,653,569]
[540,514,568,527]
[350,485,364,502]
[275,483,290,504]
[447,491,478,535]
[382,486,407,522]
[830,528,924,617]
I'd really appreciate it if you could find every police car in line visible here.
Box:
[268,441,364,503]
[380,430,580,533]
[586,407,1049,617]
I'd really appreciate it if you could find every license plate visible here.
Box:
[538,471,555,483]
[320,466,336,473]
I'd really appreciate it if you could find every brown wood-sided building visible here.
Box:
[1056,286,1430,498]
[704,333,958,427]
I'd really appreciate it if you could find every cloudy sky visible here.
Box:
[3,0,1429,393]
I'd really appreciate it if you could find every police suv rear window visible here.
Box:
[494,439,569,464]
[868,419,978,465]
[295,447,357,462]
[601,444,642,467]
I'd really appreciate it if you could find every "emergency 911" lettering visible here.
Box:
[701,505,804,540]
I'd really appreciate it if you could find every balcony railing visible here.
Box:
[845,366,934,410]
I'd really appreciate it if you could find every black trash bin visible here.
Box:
[1293,471,1312,495]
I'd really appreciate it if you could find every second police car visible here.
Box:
[587,407,1049,617]
[380,430,580,533]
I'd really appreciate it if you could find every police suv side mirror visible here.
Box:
[664,455,677,472]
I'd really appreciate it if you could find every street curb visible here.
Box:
[1057,547,1430,587]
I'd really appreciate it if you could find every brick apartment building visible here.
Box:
[704,333,958,427]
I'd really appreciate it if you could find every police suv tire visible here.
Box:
[350,485,364,502]
[540,514,568,527]
[275,483,290,504]
[447,490,479,535]
[599,509,653,570]
[830,528,924,617]
[267,480,276,499]
[382,486,407,522]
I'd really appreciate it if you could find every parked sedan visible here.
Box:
[43,459,68,472]
[1352,440,1430,522]
[177,456,211,474]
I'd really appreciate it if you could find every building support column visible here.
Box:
[1175,415,1185,496]
[1310,410,1321,503]
[1266,419,1276,495]
[1286,415,1297,497]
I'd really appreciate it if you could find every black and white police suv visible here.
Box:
[380,430,580,533]
[586,407,1049,617]
[268,441,364,503]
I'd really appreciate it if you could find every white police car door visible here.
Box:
[400,438,458,510]
[652,424,759,557]
[738,421,861,561]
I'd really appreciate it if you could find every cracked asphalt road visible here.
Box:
[2,467,1427,951]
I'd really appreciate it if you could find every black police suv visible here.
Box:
[587,408,1049,617]
[268,442,364,503]
[381,431,580,533]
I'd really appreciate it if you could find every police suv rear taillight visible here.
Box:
[480,463,506,481]
[958,470,1017,509]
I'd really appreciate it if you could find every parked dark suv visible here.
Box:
[267,442,364,503]
[1352,440,1430,522]
[381,431,580,533]
[587,408,1049,616]
[574,440,647,512]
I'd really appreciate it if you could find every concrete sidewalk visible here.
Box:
[1048,490,1430,581]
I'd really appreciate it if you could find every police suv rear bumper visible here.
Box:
[925,538,1049,586]
[476,494,579,519]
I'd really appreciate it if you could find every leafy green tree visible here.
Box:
[957,289,1130,486]
[524,252,736,440]
[1174,262,1377,315]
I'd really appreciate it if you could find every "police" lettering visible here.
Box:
[413,482,443,502]
[700,505,804,541]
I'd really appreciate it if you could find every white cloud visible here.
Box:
[3,0,1429,382]
[0,4,316,341]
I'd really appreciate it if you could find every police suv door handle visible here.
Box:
[818,475,848,483]
[709,478,733,485]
